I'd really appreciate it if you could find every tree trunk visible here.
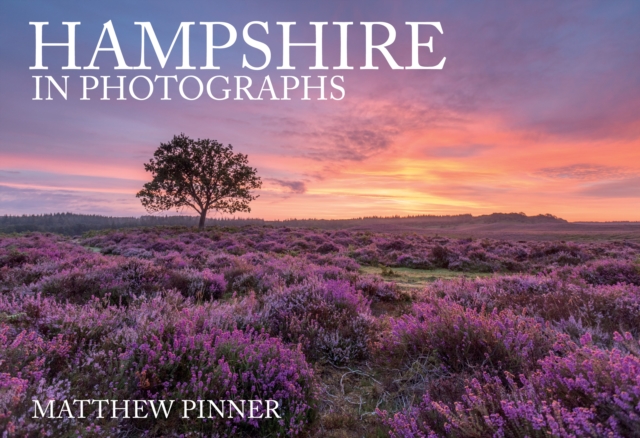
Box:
[198,210,207,230]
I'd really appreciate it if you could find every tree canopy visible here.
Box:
[136,134,262,229]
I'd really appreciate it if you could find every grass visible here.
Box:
[360,266,494,289]
[314,363,388,438]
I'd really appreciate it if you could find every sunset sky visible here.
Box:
[1,0,639,221]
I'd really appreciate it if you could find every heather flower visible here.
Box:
[578,259,640,286]
[356,276,401,302]
[262,277,374,364]
[381,299,559,375]
[121,328,315,437]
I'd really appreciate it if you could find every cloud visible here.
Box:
[422,144,493,158]
[322,128,393,161]
[0,185,143,215]
[273,111,398,162]
[417,183,513,200]
[579,177,640,198]
[268,179,307,194]
[0,169,143,192]
[537,164,633,181]
[269,98,465,162]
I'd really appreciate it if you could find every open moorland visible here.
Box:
[3,212,640,242]
[1,224,640,437]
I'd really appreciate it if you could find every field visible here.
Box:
[1,225,640,437]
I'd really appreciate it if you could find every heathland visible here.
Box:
[3,212,640,241]
[1,215,639,436]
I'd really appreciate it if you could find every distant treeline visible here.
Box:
[273,213,566,229]
[0,213,264,235]
[0,212,567,236]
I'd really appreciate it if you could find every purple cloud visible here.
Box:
[537,164,633,181]
[269,179,307,194]
[579,177,640,198]
[422,144,493,158]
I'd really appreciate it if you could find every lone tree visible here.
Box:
[137,134,262,229]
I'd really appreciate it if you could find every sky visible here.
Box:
[0,0,639,221]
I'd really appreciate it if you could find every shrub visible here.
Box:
[430,246,450,268]
[263,278,374,364]
[0,292,317,437]
[534,340,640,436]
[381,299,558,375]
[121,328,315,437]
[425,277,640,340]
[381,372,610,438]
[356,276,401,302]
[167,268,227,300]
[381,340,640,438]
[33,258,164,304]
[316,242,339,254]
[396,254,432,269]
[579,259,640,286]
[352,245,379,265]
[307,254,360,272]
